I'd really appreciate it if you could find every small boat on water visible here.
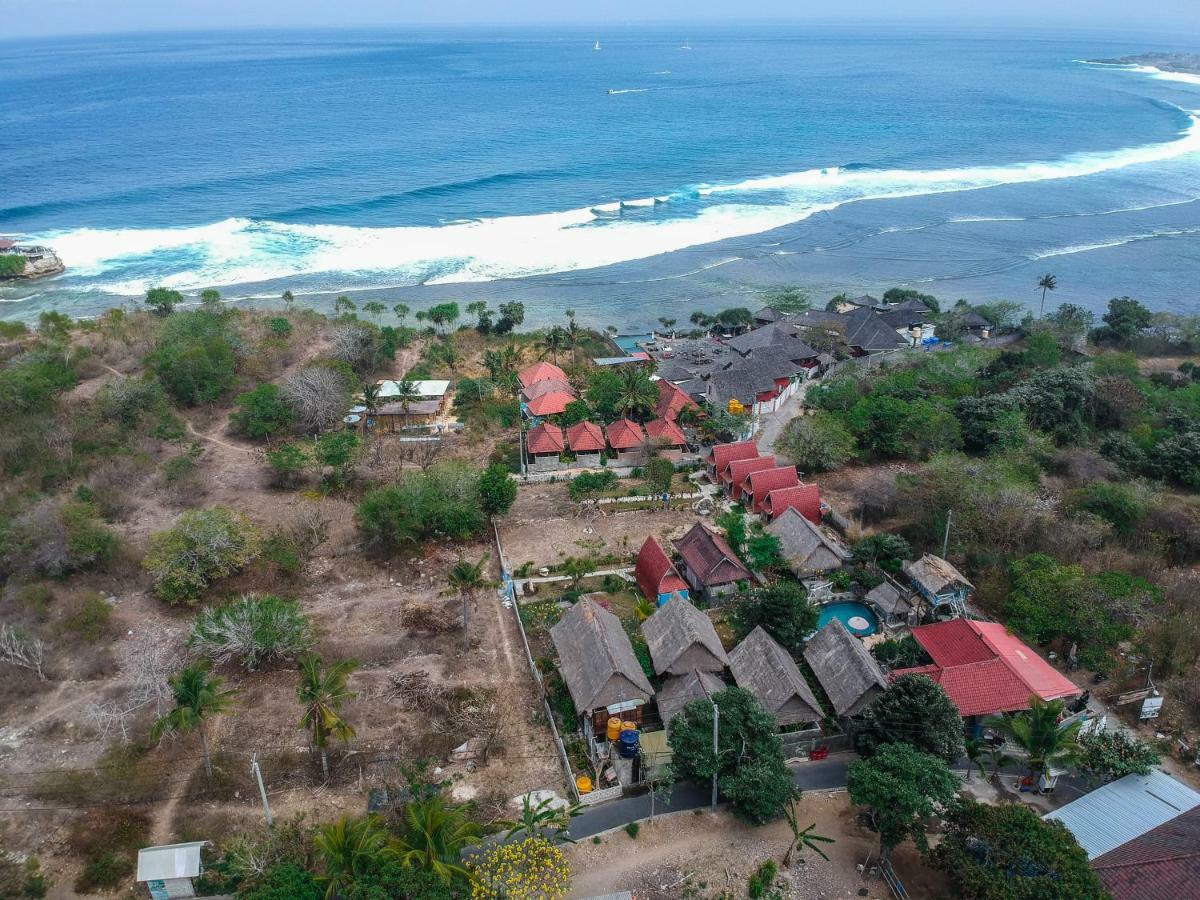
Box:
[681,40,691,50]
[594,40,602,51]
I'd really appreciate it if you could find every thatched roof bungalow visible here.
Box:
[803,619,888,718]
[766,507,850,576]
[729,626,824,727]
[656,669,726,730]
[641,598,728,676]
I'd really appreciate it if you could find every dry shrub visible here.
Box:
[1078,545,1163,582]
[1143,502,1200,565]
[68,807,152,894]
[85,455,153,520]
[1032,511,1109,563]
[1046,447,1116,486]
[851,470,900,524]
[405,602,459,635]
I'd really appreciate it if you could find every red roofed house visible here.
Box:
[635,536,690,606]
[704,440,758,481]
[724,455,776,500]
[655,379,700,421]
[742,465,800,514]
[522,377,574,402]
[525,422,565,474]
[606,418,647,465]
[645,417,688,461]
[518,361,568,390]
[525,391,575,418]
[892,618,1081,721]
[763,483,822,523]
[673,522,752,602]
[566,421,605,467]
[1091,803,1200,899]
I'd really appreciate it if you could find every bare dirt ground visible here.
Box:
[499,481,707,572]
[566,795,950,899]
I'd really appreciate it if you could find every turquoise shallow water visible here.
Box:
[3,24,1200,322]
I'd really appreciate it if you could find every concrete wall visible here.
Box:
[527,454,561,474]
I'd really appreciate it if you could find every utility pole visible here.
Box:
[710,701,719,811]
[942,509,953,559]
[251,753,273,828]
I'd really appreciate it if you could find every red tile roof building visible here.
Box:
[518,361,568,389]
[645,417,687,447]
[763,483,822,523]
[655,379,700,421]
[704,440,758,477]
[742,465,800,514]
[892,619,1081,718]
[606,418,646,450]
[673,523,752,590]
[635,537,689,605]
[723,455,777,499]
[522,377,574,401]
[566,421,605,453]
[525,391,576,417]
[1091,806,1200,900]
[525,422,565,456]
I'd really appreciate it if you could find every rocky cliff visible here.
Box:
[0,249,66,281]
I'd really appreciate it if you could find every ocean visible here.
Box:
[2,23,1200,326]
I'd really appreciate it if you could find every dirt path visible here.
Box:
[185,418,254,454]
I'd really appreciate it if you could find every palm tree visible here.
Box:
[963,736,987,781]
[281,289,294,310]
[782,796,834,868]
[1037,273,1057,319]
[151,660,236,780]
[482,349,506,382]
[985,696,1081,781]
[334,295,356,319]
[392,377,420,427]
[393,303,410,325]
[297,655,360,780]
[657,317,677,338]
[394,794,482,884]
[985,744,1016,783]
[361,382,382,419]
[314,814,397,899]
[504,794,582,844]
[447,555,489,651]
[538,326,567,365]
[363,301,386,323]
[615,367,657,421]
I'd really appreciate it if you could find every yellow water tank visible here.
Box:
[576,774,593,794]
[621,720,638,734]
[607,717,623,741]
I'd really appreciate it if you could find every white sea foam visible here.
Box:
[1083,60,1200,87]
[24,110,1200,294]
[1030,226,1200,260]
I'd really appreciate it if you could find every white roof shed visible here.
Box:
[377,379,450,399]
[136,841,206,896]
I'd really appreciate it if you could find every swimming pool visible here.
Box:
[614,334,652,354]
[817,601,879,637]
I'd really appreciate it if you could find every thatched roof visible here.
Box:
[803,619,888,717]
[729,627,824,726]
[904,554,973,596]
[550,598,653,713]
[641,598,729,675]
[766,507,849,573]
[657,669,727,729]
[866,580,912,617]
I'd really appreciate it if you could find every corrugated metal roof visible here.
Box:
[1044,770,1200,859]
[136,841,206,881]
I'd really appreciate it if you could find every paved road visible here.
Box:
[754,379,813,458]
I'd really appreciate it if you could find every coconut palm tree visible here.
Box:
[782,796,834,868]
[334,295,356,319]
[394,794,482,884]
[615,367,657,420]
[504,794,582,844]
[985,695,1081,781]
[482,349,506,382]
[393,303,410,325]
[538,326,567,365]
[363,301,386,323]
[151,660,236,780]
[657,317,677,338]
[314,814,397,899]
[391,377,420,426]
[360,382,382,419]
[297,655,360,779]
[963,736,987,781]
[985,744,1016,783]
[447,555,489,651]
[1037,273,1057,319]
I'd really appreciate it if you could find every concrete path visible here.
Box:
[754,379,813,459]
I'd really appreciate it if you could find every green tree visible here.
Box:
[231,383,296,440]
[854,674,966,763]
[503,794,582,844]
[392,303,410,325]
[314,431,359,486]
[313,815,396,899]
[585,368,623,419]
[143,507,262,604]
[37,310,72,341]
[447,555,489,651]
[1073,482,1145,535]
[425,302,460,336]
[776,412,857,471]
[189,595,315,671]
[1036,273,1057,319]
[0,254,26,277]
[763,286,811,314]
[297,655,359,779]
[846,395,911,458]
[238,862,321,900]
[644,456,675,494]
[731,581,817,654]
[145,287,182,316]
[715,307,754,331]
[985,696,1081,779]
[1076,730,1161,786]
[479,463,517,516]
[1097,296,1152,346]
[362,301,385,323]
[145,307,240,405]
[931,797,1105,900]
[1023,330,1062,368]
[851,533,911,573]
[281,289,295,310]
[266,443,308,488]
[394,794,481,884]
[537,326,567,364]
[151,660,236,779]
[495,301,525,334]
[657,316,677,336]
[781,796,834,867]
[846,742,960,860]
[745,526,784,572]
[334,296,357,319]
[355,462,489,547]
[200,288,221,307]
[614,366,657,420]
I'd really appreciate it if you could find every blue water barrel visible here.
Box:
[618,729,640,758]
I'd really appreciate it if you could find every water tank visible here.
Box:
[576,774,593,794]
[607,717,623,741]
[618,728,640,759]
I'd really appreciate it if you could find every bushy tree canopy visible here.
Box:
[847,742,959,856]
[143,507,262,604]
[731,581,817,655]
[356,462,491,548]
[854,674,965,763]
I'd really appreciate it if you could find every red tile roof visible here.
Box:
[894,619,1082,717]
[526,422,565,456]
[606,418,646,450]
[724,455,777,499]
[673,523,751,587]
[525,391,576,417]
[1092,807,1200,900]
[705,440,758,471]
[743,465,799,513]
[635,537,689,602]
[656,379,699,421]
[566,421,605,452]
[518,361,568,389]
[764,483,822,524]
[522,377,575,400]
[645,417,687,446]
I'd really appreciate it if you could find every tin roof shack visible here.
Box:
[672,522,752,602]
[656,668,727,730]
[634,536,689,606]
[550,598,654,734]
[904,553,973,618]
[766,507,850,576]
[137,841,207,899]
[1090,804,1200,899]
[641,598,729,676]
[730,626,823,728]
[803,619,888,718]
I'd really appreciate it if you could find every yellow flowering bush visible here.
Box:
[469,836,571,899]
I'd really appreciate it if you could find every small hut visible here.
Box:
[525,390,575,418]
[766,507,850,576]
[762,483,822,523]
[137,841,207,899]
[656,668,726,730]
[566,421,605,467]
[704,440,758,480]
[903,554,973,618]
[672,522,752,602]
[525,423,565,474]
[729,626,824,728]
[866,580,915,629]
[606,418,647,465]
[803,619,888,718]
[742,465,799,515]
[634,536,689,606]
[641,598,728,676]
[644,417,688,461]
[724,455,776,500]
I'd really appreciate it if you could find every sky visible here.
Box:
[3,0,1199,39]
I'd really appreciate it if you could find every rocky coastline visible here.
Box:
[1087,52,1200,75]
[0,245,66,281]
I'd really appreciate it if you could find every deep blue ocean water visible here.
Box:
[2,24,1200,323]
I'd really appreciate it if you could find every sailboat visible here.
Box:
[681,39,691,50]
[594,40,602,51]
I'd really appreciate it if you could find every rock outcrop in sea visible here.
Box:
[0,243,65,281]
